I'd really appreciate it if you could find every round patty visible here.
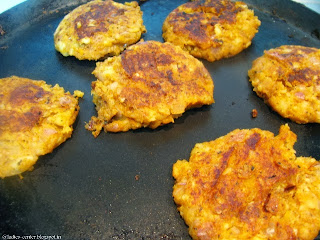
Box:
[248,45,320,124]
[173,124,320,240]
[0,76,83,178]
[162,0,260,62]
[54,0,146,60]
[86,40,214,136]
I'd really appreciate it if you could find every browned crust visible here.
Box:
[118,41,212,108]
[0,79,51,135]
[0,76,81,178]
[0,108,42,134]
[54,0,146,60]
[87,40,214,135]
[166,0,241,48]
[248,45,320,123]
[172,124,320,239]
[264,45,319,87]
[74,1,127,39]
[162,0,260,62]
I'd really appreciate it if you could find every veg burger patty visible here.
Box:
[86,40,214,136]
[54,0,146,60]
[173,124,320,240]
[162,0,260,62]
[0,76,83,178]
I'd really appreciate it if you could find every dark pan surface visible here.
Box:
[0,0,320,239]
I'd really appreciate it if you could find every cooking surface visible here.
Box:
[0,0,320,239]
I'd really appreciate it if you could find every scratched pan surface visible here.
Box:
[0,0,320,239]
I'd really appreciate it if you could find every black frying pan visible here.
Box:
[0,0,320,239]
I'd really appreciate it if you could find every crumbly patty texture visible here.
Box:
[173,124,320,240]
[0,76,82,178]
[54,0,146,60]
[162,0,260,62]
[86,40,214,136]
[248,45,320,124]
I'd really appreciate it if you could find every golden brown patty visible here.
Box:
[54,0,146,60]
[248,45,320,124]
[173,125,320,240]
[0,76,83,178]
[86,40,214,136]
[173,124,320,240]
[162,0,260,62]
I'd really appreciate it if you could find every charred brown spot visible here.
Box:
[206,0,242,23]
[239,202,261,225]
[23,107,43,128]
[285,46,317,55]
[9,84,49,106]
[122,50,155,77]
[210,131,298,218]
[173,12,208,44]
[121,87,153,107]
[74,1,126,39]
[263,193,279,213]
[211,147,232,187]
[104,41,213,111]
[156,53,174,65]
[287,68,319,86]
[284,185,296,192]
[193,168,200,177]
[0,107,42,134]
[168,0,242,45]
[166,70,180,86]
[184,0,239,17]
[122,52,165,83]
[121,44,177,86]
[245,132,261,150]
[122,47,174,75]
[267,46,318,61]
